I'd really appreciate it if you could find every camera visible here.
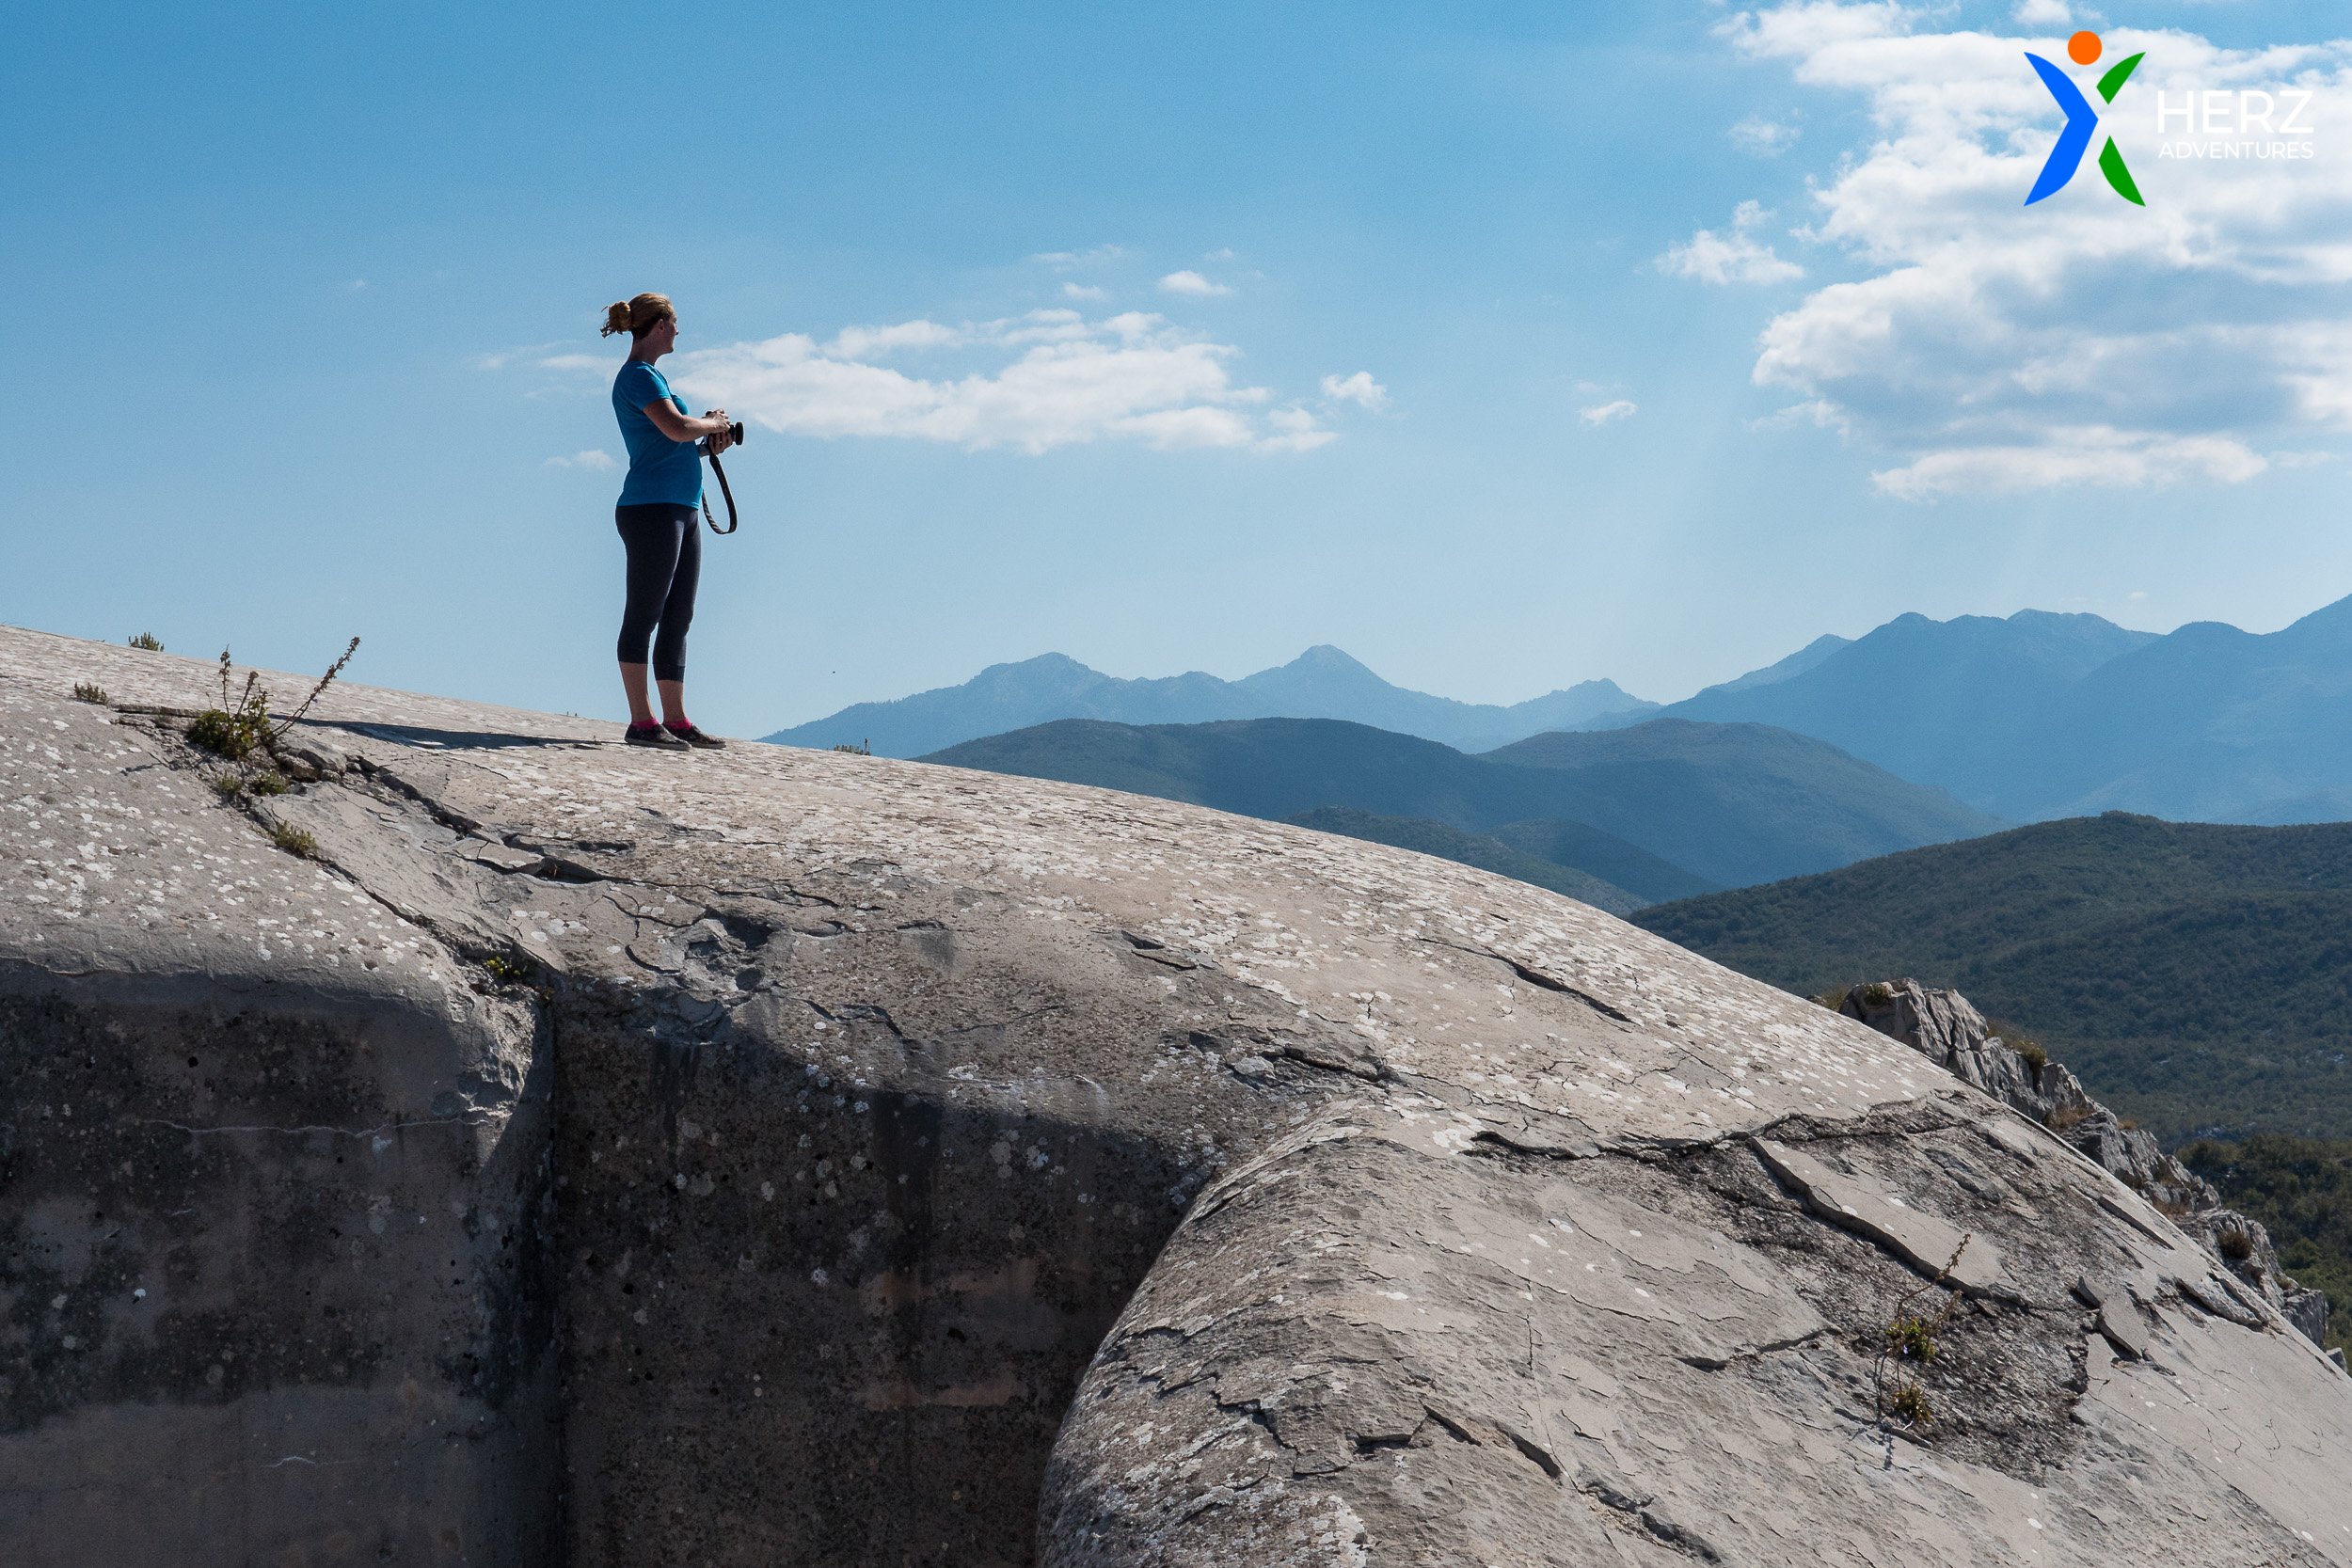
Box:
[700,420,746,455]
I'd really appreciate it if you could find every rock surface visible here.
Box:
[4,626,2350,1566]
[1844,977,2336,1349]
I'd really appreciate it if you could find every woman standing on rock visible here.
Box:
[601,292,733,751]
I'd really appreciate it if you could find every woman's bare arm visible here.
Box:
[642,400,735,451]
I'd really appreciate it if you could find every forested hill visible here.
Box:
[925,715,1998,893]
[1633,812,2352,1142]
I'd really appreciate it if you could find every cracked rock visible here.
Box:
[4,627,2350,1568]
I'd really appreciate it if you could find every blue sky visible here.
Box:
[8,1,2351,732]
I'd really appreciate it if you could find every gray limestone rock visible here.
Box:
[1840,976,2332,1353]
[5,628,2351,1566]
[1840,977,2094,1128]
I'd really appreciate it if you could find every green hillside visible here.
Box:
[925,716,1994,892]
[1633,813,2352,1141]
[1285,807,1646,915]
[1485,818,1719,904]
[2181,1136,2352,1348]
[1486,719,2003,887]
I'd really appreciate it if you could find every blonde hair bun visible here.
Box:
[599,292,675,339]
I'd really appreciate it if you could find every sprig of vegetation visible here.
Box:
[271,636,359,740]
[831,738,873,755]
[182,640,358,864]
[188,638,360,761]
[188,650,272,759]
[72,682,109,705]
[127,632,164,652]
[1871,1234,1970,1434]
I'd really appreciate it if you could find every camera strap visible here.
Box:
[701,451,739,535]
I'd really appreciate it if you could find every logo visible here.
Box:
[2026,30,2144,206]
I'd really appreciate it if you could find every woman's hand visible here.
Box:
[640,401,735,450]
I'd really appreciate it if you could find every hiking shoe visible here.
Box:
[666,723,726,750]
[625,722,690,751]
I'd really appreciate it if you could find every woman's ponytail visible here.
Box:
[599,293,675,339]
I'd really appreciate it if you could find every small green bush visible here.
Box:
[248,771,290,797]
[1888,1384,1934,1427]
[1884,1314,1941,1366]
[831,739,872,756]
[211,775,247,801]
[188,705,268,760]
[72,682,109,705]
[190,650,272,758]
[270,824,318,858]
[1859,981,1895,1008]
[190,639,361,762]
[127,632,164,652]
[1987,1019,2051,1077]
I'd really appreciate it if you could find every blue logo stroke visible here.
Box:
[2026,53,2098,204]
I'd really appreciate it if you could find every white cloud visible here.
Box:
[1031,245,1125,269]
[1659,200,1807,285]
[1158,270,1232,297]
[664,309,1328,454]
[1871,428,2266,499]
[474,341,568,372]
[822,320,964,358]
[546,450,618,471]
[1749,398,1851,435]
[1320,372,1390,410]
[1261,406,1336,452]
[1581,400,1639,426]
[1729,116,1803,155]
[1062,282,1107,301]
[2010,0,2071,27]
[1720,3,2352,496]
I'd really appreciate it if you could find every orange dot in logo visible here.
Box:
[2068,30,2103,66]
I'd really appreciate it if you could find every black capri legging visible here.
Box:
[615,503,701,683]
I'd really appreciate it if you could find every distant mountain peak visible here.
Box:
[1289,643,1374,671]
[763,642,1656,758]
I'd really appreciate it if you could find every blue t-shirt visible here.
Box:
[612,361,704,508]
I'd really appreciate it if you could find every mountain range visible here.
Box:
[771,590,2352,827]
[1632,812,2352,1143]
[1658,597,2352,824]
[763,646,1655,757]
[923,715,1999,894]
